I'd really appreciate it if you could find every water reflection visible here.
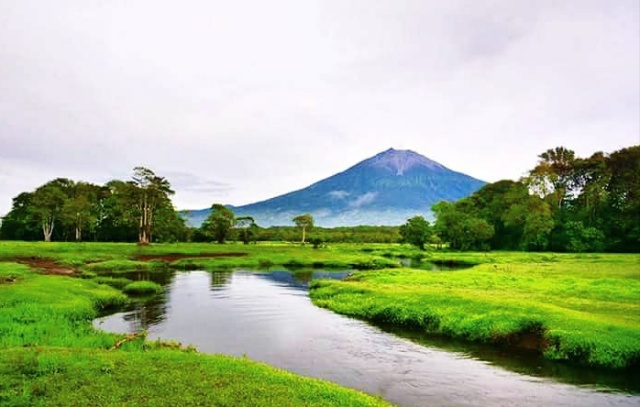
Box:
[121,292,169,330]
[398,258,473,271]
[99,270,176,330]
[210,271,232,290]
[101,269,177,286]
[259,270,351,290]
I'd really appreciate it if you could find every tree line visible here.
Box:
[0,168,400,244]
[400,145,639,252]
[192,211,400,245]
[2,145,638,252]
[0,167,187,243]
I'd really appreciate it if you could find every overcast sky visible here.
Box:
[1,0,638,214]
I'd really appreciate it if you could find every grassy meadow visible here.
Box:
[310,251,640,369]
[0,240,639,406]
[0,242,392,407]
[0,241,399,272]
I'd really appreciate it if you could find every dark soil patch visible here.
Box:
[9,257,77,276]
[0,276,18,284]
[133,252,248,262]
[492,323,550,352]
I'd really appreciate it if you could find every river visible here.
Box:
[94,269,639,407]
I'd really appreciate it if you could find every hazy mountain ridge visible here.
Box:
[185,148,485,227]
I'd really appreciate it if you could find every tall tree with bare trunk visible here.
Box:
[131,167,175,245]
[292,214,314,244]
[29,182,67,242]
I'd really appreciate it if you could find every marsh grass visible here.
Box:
[122,280,163,294]
[83,259,169,273]
[93,276,134,289]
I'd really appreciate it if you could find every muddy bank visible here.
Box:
[9,257,76,276]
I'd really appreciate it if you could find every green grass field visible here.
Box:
[0,241,399,272]
[310,252,640,369]
[1,241,639,406]
[0,242,392,407]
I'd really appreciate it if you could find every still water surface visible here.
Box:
[94,270,639,407]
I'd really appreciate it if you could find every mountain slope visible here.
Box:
[186,148,485,227]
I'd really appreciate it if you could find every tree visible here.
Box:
[202,204,235,243]
[96,180,140,242]
[235,216,256,244]
[432,200,494,251]
[527,147,576,208]
[399,216,432,250]
[605,145,640,251]
[503,195,554,251]
[131,167,175,245]
[61,182,100,242]
[152,203,189,242]
[292,214,314,244]
[570,152,610,228]
[468,180,529,250]
[0,192,40,240]
[554,220,605,252]
[29,182,68,242]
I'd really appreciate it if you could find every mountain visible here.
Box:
[185,148,485,227]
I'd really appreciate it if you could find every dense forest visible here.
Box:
[1,145,638,252]
[430,145,640,252]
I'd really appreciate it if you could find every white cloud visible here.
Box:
[349,192,378,208]
[328,191,350,200]
[0,0,638,214]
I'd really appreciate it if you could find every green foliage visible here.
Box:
[235,216,257,244]
[293,214,314,243]
[131,167,177,245]
[1,169,187,244]
[605,145,640,251]
[309,237,324,249]
[503,195,554,251]
[430,145,639,253]
[554,221,605,252]
[201,204,236,243]
[2,145,638,253]
[60,181,101,242]
[29,181,69,242]
[527,146,576,208]
[432,201,494,250]
[255,225,401,244]
[399,216,432,250]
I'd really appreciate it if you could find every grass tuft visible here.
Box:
[122,281,163,295]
